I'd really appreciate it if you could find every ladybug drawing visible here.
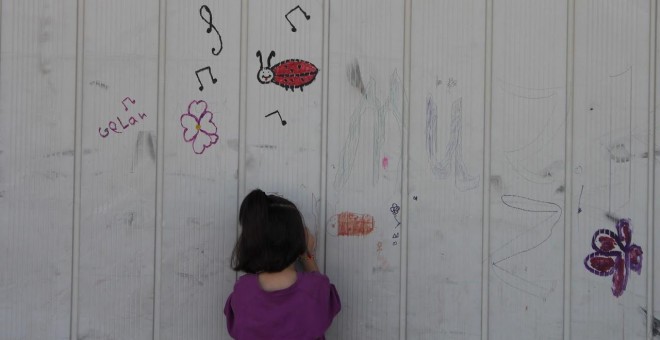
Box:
[256,50,318,91]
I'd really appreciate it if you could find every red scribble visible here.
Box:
[337,212,374,236]
[382,157,389,169]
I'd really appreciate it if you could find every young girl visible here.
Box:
[224,189,341,340]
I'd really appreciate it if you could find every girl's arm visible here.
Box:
[301,227,319,272]
[300,252,319,272]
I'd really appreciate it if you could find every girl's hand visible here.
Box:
[301,227,319,272]
[304,227,316,255]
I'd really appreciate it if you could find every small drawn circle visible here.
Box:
[326,215,338,237]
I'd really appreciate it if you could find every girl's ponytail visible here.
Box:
[238,189,269,230]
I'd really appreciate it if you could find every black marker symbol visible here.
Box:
[199,5,223,55]
[195,66,217,91]
[265,110,287,126]
[285,5,310,32]
[121,97,136,111]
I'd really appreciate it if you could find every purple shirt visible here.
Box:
[224,271,341,340]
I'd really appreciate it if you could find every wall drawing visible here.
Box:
[284,5,310,32]
[334,69,403,189]
[584,218,642,297]
[180,100,219,154]
[425,96,479,191]
[491,195,562,300]
[256,51,318,91]
[498,80,563,186]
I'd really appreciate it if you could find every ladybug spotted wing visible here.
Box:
[271,59,318,91]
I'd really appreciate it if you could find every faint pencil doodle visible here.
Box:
[446,77,457,90]
[639,307,660,337]
[347,59,366,97]
[389,203,401,246]
[89,80,108,89]
[498,80,563,185]
[333,70,403,189]
[577,185,584,214]
[491,194,562,300]
[640,149,660,162]
[598,67,636,218]
[607,143,631,163]
[333,88,367,189]
[131,131,156,173]
[426,96,479,191]
[375,240,390,271]
[311,193,321,232]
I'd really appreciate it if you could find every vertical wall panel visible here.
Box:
[77,1,159,339]
[571,1,651,339]
[0,1,76,339]
[325,1,404,338]
[159,1,240,339]
[244,0,323,259]
[489,1,567,339]
[407,1,485,339]
[655,0,660,334]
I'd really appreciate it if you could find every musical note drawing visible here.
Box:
[195,66,217,91]
[285,5,310,32]
[122,97,136,111]
[199,5,223,55]
[265,110,287,126]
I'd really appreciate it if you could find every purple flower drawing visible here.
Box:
[180,100,219,154]
[584,218,643,297]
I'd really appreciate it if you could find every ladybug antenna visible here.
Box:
[267,51,276,68]
[256,51,264,69]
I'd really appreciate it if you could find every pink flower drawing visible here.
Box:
[180,100,219,154]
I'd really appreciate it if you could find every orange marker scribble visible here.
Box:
[337,212,374,236]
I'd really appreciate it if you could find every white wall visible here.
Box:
[0,0,658,339]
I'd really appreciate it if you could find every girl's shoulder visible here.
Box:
[298,271,331,285]
[296,271,336,297]
[233,273,259,292]
[232,271,334,297]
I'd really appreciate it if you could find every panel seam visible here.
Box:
[400,0,412,338]
[647,0,657,339]
[481,0,494,338]
[236,0,249,282]
[70,0,85,339]
[152,0,167,338]
[319,0,330,274]
[563,0,576,338]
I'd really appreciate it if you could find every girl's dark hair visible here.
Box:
[231,189,307,273]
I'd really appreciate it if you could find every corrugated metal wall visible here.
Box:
[0,0,657,339]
